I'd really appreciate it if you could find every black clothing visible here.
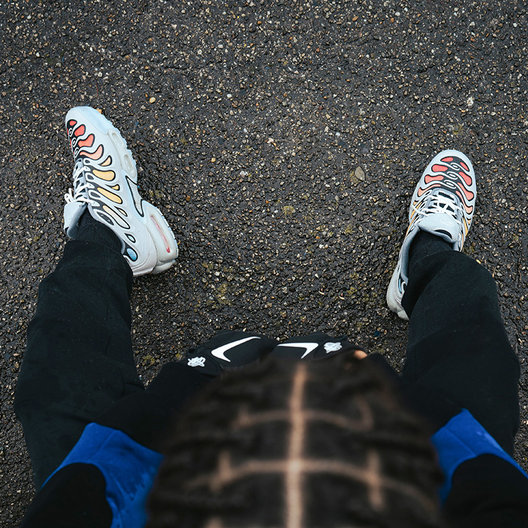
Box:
[403,230,520,454]
[15,226,528,527]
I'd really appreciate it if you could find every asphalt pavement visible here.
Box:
[1,0,527,523]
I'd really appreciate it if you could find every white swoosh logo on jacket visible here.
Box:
[275,342,318,359]
[211,336,261,362]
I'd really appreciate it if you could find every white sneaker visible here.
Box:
[64,107,178,276]
[387,150,477,320]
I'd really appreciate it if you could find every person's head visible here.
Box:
[147,353,444,528]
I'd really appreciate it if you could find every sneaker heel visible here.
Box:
[144,203,178,273]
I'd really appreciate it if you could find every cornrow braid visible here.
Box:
[147,353,445,528]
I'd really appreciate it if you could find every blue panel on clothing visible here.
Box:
[432,409,528,503]
[43,423,163,528]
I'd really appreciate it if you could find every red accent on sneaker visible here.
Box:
[424,174,444,184]
[78,134,95,148]
[459,170,472,186]
[417,183,441,197]
[457,182,474,201]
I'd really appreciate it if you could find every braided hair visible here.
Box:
[147,353,444,528]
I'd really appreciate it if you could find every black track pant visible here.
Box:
[402,232,520,454]
[15,220,144,488]
[15,224,520,488]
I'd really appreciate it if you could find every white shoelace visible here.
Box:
[411,189,463,222]
[64,160,97,206]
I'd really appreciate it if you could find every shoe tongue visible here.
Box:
[418,213,459,245]
[64,201,87,238]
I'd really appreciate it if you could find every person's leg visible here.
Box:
[16,105,179,488]
[15,213,143,488]
[401,231,520,455]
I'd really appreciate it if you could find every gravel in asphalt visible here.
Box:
[1,0,528,523]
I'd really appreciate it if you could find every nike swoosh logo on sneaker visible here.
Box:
[211,336,261,362]
[276,342,319,359]
[125,175,145,217]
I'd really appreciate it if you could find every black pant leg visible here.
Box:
[15,222,143,488]
[401,233,520,455]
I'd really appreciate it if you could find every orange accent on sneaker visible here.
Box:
[98,187,123,204]
[79,145,103,160]
[92,169,116,181]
